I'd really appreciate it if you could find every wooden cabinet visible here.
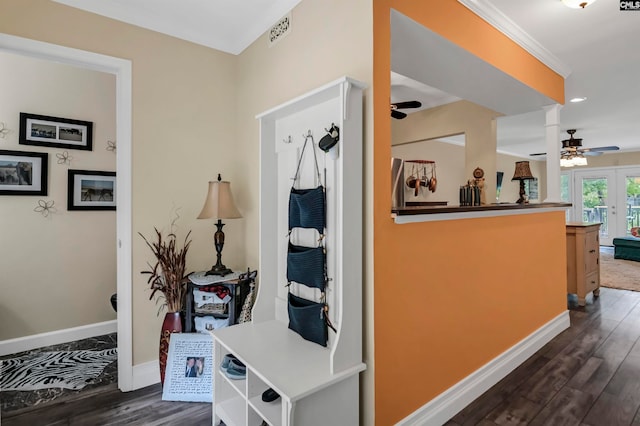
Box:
[566,222,601,306]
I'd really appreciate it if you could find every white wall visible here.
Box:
[0,51,116,340]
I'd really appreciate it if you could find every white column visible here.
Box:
[543,104,562,203]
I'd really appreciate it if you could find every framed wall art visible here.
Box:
[0,149,48,196]
[67,169,116,211]
[20,113,93,151]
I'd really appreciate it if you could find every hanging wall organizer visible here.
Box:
[211,77,366,426]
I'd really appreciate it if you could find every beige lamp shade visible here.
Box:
[197,178,242,219]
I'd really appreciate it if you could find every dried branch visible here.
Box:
[139,227,192,314]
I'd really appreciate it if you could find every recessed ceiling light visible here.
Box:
[562,0,598,8]
[570,97,587,103]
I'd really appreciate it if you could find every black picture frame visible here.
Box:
[0,149,48,196]
[67,169,116,211]
[20,112,93,151]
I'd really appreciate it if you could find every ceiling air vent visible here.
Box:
[268,13,291,47]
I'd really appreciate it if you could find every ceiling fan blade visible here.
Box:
[392,101,422,109]
[529,152,547,156]
[582,151,602,156]
[587,146,620,152]
[391,109,407,119]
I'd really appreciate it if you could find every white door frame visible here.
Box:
[0,33,134,391]
[568,165,640,246]
[573,169,617,245]
[615,166,640,238]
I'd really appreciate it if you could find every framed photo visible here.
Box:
[67,169,116,211]
[20,112,93,151]
[0,149,48,196]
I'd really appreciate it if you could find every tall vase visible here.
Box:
[159,311,182,386]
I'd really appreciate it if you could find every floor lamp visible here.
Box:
[198,174,242,276]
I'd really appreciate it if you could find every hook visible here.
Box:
[303,130,313,139]
[283,135,292,144]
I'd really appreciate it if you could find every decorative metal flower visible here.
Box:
[56,151,73,165]
[34,199,55,217]
[107,140,116,152]
[0,122,10,139]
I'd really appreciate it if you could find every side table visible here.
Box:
[185,270,251,332]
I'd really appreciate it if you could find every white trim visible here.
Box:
[393,206,569,224]
[0,320,117,357]
[132,360,160,390]
[457,0,572,78]
[0,33,134,392]
[396,310,570,426]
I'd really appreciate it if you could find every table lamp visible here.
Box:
[511,161,535,204]
[198,174,242,276]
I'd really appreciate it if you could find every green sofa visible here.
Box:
[613,237,640,262]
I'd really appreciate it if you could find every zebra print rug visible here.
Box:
[1,348,117,391]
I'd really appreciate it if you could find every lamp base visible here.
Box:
[516,180,529,204]
[205,265,233,276]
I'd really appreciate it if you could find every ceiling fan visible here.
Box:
[390,100,422,119]
[529,129,620,157]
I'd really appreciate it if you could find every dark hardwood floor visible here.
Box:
[448,287,640,426]
[1,383,212,426]
[5,286,640,425]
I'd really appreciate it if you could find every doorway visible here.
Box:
[0,33,133,391]
[571,167,640,245]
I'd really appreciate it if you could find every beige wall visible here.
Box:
[235,0,373,421]
[565,151,640,169]
[390,138,547,206]
[0,0,238,364]
[0,51,116,340]
[497,156,547,204]
[392,139,465,205]
[1,0,375,416]
[392,100,503,202]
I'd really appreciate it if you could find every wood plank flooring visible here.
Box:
[448,287,640,426]
[5,287,640,425]
[1,383,211,426]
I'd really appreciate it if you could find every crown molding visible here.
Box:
[458,0,572,78]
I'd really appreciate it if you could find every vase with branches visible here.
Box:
[140,228,192,313]
[139,227,192,385]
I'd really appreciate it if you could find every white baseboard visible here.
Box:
[0,320,117,357]
[397,310,570,426]
[131,360,160,390]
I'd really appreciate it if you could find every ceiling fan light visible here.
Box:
[560,157,574,167]
[574,155,588,166]
[562,0,596,8]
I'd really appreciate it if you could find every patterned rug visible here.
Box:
[600,249,640,292]
[1,348,117,391]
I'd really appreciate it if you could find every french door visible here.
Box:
[572,167,640,245]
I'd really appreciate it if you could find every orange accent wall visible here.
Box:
[373,1,567,424]
[389,0,564,104]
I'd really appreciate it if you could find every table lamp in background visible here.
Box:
[198,174,242,276]
[511,161,535,204]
